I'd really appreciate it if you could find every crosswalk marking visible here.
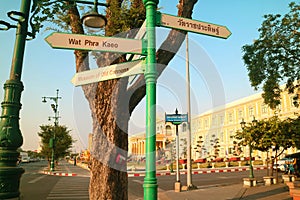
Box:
[47,177,89,200]
[28,175,47,184]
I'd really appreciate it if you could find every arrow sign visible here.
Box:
[45,32,146,55]
[126,20,147,60]
[71,59,145,86]
[157,12,231,39]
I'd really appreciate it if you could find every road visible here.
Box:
[19,161,90,200]
[19,161,277,200]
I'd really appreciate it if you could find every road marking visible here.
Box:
[47,177,89,200]
[28,175,47,184]
[218,176,230,179]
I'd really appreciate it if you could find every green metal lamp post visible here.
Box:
[42,89,61,172]
[0,0,32,198]
[240,117,257,179]
[142,0,159,199]
[0,0,106,198]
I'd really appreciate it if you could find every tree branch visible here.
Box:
[127,0,198,115]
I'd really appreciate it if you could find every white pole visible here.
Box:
[186,33,193,188]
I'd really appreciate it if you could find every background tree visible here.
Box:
[194,135,205,159]
[180,138,187,159]
[242,2,300,109]
[38,125,73,163]
[33,0,198,199]
[210,135,220,160]
[235,116,300,178]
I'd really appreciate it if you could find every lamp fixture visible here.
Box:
[81,0,107,28]
[252,116,258,126]
[240,118,246,129]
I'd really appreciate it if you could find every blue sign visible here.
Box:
[165,114,188,124]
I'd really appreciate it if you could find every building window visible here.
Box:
[290,96,297,108]
[198,119,202,130]
[229,130,234,143]
[238,109,243,119]
[276,103,282,112]
[219,131,224,143]
[156,126,160,133]
[212,116,217,126]
[261,103,268,114]
[166,125,172,136]
[219,115,224,126]
[248,106,254,117]
[182,123,187,132]
[228,112,233,123]
[204,119,209,128]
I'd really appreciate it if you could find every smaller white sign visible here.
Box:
[71,59,145,86]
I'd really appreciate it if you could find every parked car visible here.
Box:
[20,152,30,163]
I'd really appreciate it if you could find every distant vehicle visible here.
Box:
[273,152,300,172]
[273,157,294,172]
[20,152,30,163]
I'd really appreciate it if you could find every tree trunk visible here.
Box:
[67,0,198,199]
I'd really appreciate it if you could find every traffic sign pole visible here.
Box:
[165,109,188,191]
[143,0,158,200]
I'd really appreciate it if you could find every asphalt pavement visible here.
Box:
[41,161,293,200]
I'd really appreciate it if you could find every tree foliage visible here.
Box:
[38,125,74,160]
[235,116,300,157]
[242,2,300,109]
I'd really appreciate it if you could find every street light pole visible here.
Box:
[185,33,194,189]
[0,0,31,199]
[0,0,105,198]
[240,117,256,179]
[42,89,62,172]
[143,0,158,199]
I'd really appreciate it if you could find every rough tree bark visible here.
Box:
[67,0,198,199]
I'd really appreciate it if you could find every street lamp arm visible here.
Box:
[0,20,17,30]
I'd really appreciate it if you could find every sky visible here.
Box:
[0,0,296,151]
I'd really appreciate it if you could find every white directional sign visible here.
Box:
[45,32,146,55]
[71,59,145,86]
[127,20,147,86]
[126,20,147,61]
[157,12,231,39]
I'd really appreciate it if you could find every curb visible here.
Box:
[41,171,77,176]
[127,166,267,177]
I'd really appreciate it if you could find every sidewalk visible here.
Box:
[40,160,90,177]
[128,165,267,177]
[41,161,293,200]
[158,182,292,200]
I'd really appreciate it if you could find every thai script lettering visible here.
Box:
[177,19,220,35]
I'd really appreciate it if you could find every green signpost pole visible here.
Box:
[0,0,31,198]
[143,0,158,199]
